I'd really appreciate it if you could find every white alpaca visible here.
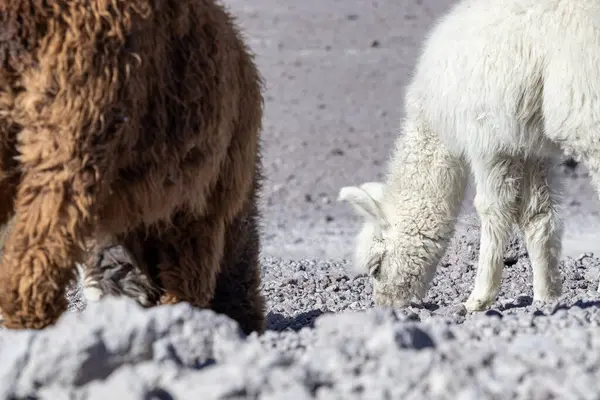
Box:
[339,0,600,311]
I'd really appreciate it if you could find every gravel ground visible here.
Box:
[2,227,600,399]
[3,0,600,398]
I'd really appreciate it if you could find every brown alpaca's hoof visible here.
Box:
[159,293,182,305]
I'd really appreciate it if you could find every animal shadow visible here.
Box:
[550,299,600,313]
[266,309,325,331]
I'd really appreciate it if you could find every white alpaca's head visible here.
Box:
[338,182,391,279]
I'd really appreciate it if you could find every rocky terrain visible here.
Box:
[3,226,600,399]
[3,0,600,399]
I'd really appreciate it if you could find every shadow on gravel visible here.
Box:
[551,299,600,313]
[496,298,600,314]
[499,296,533,311]
[418,302,440,311]
[144,388,174,400]
[266,309,326,331]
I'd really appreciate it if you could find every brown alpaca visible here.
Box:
[0,0,266,334]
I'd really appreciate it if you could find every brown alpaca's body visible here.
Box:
[0,0,266,333]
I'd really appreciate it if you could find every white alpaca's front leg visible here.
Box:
[465,157,521,312]
[519,158,563,302]
[465,220,509,311]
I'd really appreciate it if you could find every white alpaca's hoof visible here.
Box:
[533,280,562,303]
[83,286,104,302]
[532,292,561,304]
[415,283,430,300]
[464,295,494,312]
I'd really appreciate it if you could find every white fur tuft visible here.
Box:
[338,185,384,222]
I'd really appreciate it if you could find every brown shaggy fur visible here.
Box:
[0,0,266,334]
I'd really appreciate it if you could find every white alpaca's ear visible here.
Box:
[338,183,388,227]
[358,182,385,203]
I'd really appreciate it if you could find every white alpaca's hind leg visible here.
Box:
[518,157,563,302]
[465,157,522,312]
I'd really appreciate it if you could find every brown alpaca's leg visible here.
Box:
[159,212,225,308]
[209,192,265,335]
[129,211,226,310]
[0,133,102,329]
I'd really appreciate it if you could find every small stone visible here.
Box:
[485,309,503,319]
[452,304,468,317]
